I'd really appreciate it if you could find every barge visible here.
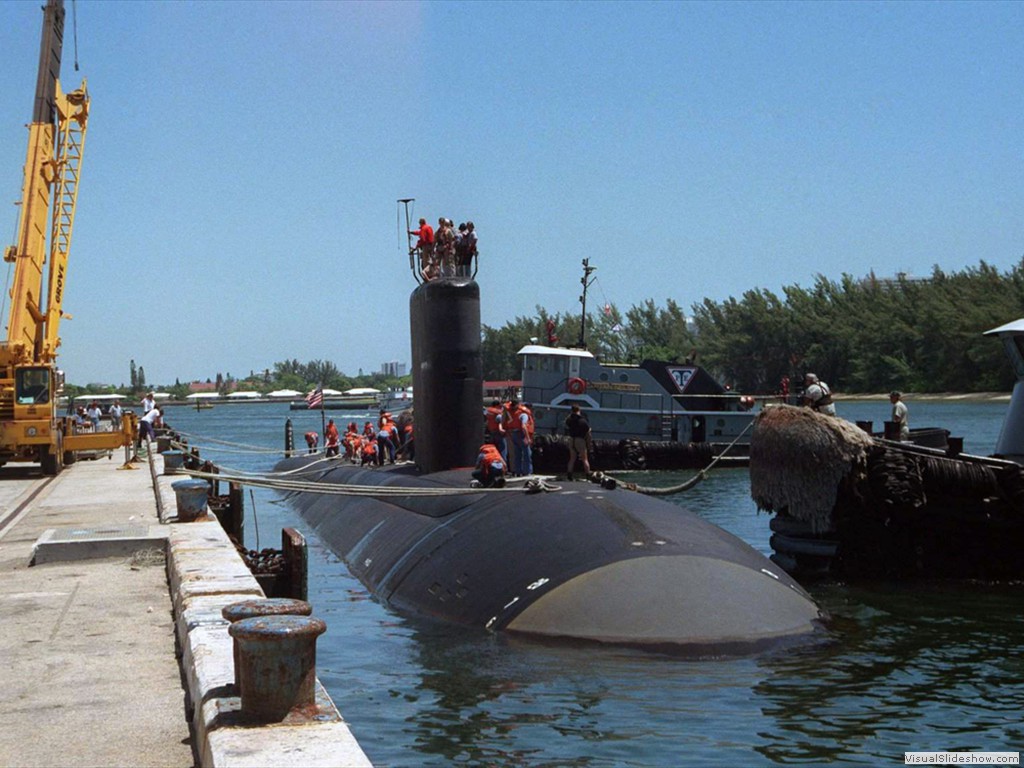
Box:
[750,319,1024,581]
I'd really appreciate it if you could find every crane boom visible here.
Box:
[3,0,88,367]
[0,0,130,475]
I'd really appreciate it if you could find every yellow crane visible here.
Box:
[1,0,132,474]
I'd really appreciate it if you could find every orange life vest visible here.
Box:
[485,406,504,433]
[479,443,506,473]
[325,423,340,446]
[508,405,535,437]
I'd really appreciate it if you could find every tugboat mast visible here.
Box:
[577,258,597,349]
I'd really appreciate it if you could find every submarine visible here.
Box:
[276,274,824,654]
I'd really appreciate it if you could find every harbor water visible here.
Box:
[166,400,1023,766]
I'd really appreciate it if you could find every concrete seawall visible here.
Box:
[0,447,371,767]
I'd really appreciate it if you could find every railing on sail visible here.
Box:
[399,198,477,284]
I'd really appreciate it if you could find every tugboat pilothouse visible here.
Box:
[520,344,756,447]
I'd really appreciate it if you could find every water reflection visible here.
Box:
[753,583,1024,762]
[167,403,1024,767]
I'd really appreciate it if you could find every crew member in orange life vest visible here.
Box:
[361,436,378,466]
[484,400,507,463]
[324,419,340,457]
[472,442,507,488]
[377,420,396,465]
[401,421,414,460]
[343,422,360,461]
[304,431,318,454]
[506,399,533,476]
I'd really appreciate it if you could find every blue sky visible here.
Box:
[1,0,1021,387]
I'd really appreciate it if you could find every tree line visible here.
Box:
[482,258,1024,394]
[67,358,410,400]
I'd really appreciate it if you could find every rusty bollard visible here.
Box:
[171,479,210,521]
[228,614,326,722]
[221,598,313,689]
[163,450,185,475]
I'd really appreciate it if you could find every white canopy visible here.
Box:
[516,344,595,359]
[186,392,221,400]
[344,387,381,395]
[266,389,304,398]
[74,393,126,401]
[226,391,261,399]
[322,388,343,396]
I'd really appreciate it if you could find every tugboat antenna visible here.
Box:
[577,258,597,349]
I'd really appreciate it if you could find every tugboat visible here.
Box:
[274,254,824,654]
[523,260,758,473]
[749,319,1024,581]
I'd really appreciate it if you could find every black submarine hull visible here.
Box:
[275,457,823,653]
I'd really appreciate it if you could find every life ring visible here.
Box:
[567,377,587,395]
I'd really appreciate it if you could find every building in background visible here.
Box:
[381,361,407,377]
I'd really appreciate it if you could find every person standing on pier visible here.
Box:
[889,391,910,440]
[109,400,123,431]
[139,406,163,448]
[140,392,155,414]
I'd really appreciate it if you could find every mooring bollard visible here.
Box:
[171,478,210,522]
[163,450,185,475]
[228,614,326,721]
[222,598,313,689]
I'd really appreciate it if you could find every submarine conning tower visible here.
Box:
[409,276,483,473]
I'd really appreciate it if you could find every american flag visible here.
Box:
[306,386,323,409]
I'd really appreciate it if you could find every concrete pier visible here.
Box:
[0,450,370,767]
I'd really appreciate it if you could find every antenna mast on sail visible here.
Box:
[577,258,597,349]
[398,198,417,283]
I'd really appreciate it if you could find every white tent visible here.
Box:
[153,392,172,400]
[344,387,381,396]
[186,392,221,400]
[226,391,261,399]
[266,389,303,399]
[322,388,343,396]
[74,393,126,401]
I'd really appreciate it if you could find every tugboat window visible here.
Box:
[599,373,609,381]
[619,374,628,382]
